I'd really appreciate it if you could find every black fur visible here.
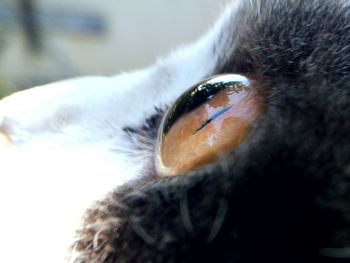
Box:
[74,1,350,262]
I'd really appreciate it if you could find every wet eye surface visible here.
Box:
[155,74,263,177]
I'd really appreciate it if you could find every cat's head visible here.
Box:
[0,0,349,262]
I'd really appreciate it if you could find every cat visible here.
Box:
[0,0,350,262]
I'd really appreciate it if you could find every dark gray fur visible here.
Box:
[74,0,350,262]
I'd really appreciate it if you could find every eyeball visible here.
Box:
[155,74,263,176]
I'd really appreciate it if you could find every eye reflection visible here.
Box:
[156,74,262,177]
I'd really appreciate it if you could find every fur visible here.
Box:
[0,0,349,262]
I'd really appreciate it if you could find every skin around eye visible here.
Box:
[156,74,263,176]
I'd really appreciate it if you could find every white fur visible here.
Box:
[0,2,239,262]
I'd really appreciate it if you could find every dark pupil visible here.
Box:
[162,79,246,134]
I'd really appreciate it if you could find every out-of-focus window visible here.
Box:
[0,0,229,97]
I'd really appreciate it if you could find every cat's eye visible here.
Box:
[155,74,263,176]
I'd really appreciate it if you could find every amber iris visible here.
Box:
[156,74,262,176]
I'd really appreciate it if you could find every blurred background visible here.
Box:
[0,0,229,98]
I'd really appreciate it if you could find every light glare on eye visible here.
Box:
[155,74,262,176]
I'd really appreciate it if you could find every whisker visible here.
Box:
[180,189,194,235]
[320,247,350,258]
[131,220,156,246]
[207,199,228,243]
